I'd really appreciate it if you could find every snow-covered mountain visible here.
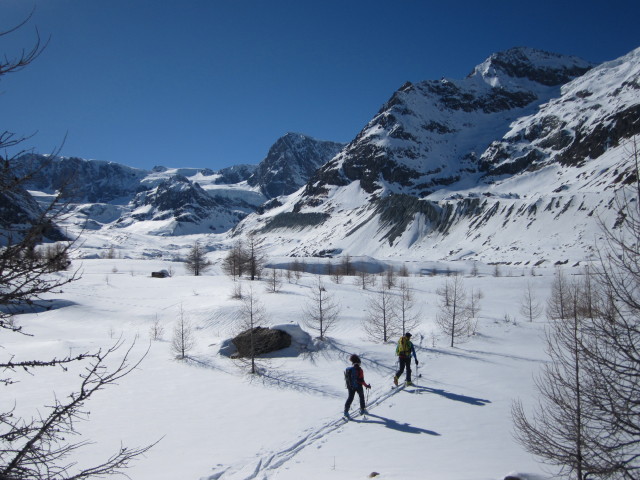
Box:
[5,47,640,263]
[480,48,640,176]
[246,132,345,198]
[116,175,256,236]
[234,47,640,265]
[297,47,593,201]
[8,133,341,238]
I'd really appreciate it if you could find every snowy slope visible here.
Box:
[481,46,640,178]
[297,47,593,200]
[3,257,561,480]
[233,47,639,265]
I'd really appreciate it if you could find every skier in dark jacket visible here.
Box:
[394,332,418,386]
[344,354,371,417]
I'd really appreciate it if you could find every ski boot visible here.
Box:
[406,380,413,386]
[393,376,399,386]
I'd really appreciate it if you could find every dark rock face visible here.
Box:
[126,175,254,233]
[480,66,640,179]
[557,104,640,167]
[480,47,593,86]
[11,154,148,203]
[296,47,594,203]
[0,169,68,243]
[247,133,344,198]
[232,327,292,357]
[424,80,538,113]
[260,211,329,232]
[130,176,223,223]
[342,194,442,246]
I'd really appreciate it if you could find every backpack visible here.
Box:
[397,336,411,356]
[344,366,358,389]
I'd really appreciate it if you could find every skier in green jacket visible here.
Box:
[394,332,418,386]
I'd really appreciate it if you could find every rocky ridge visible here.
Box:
[7,133,340,238]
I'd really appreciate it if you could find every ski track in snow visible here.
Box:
[208,384,406,480]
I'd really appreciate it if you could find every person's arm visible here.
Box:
[411,343,418,363]
[357,367,371,388]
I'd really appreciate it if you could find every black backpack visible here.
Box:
[344,366,358,389]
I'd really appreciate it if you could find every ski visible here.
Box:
[342,410,366,421]
[342,411,369,422]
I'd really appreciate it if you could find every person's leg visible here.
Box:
[406,359,412,382]
[398,356,409,379]
[357,386,365,410]
[395,357,406,378]
[345,388,355,412]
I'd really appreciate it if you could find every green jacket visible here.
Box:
[396,336,417,361]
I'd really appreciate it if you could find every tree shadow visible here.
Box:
[0,298,77,315]
[321,338,397,375]
[406,385,491,406]
[458,347,544,364]
[300,338,362,366]
[355,413,440,436]
[415,346,493,363]
[257,368,343,398]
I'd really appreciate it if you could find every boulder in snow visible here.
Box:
[232,327,292,357]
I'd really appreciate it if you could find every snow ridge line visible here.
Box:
[211,384,405,480]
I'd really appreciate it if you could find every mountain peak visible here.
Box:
[247,133,345,198]
[468,46,594,87]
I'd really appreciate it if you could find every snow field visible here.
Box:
[2,258,564,480]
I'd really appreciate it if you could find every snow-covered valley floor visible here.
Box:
[3,258,562,480]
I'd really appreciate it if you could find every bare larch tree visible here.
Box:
[303,275,340,340]
[184,240,212,276]
[1,15,153,479]
[362,284,399,342]
[265,266,283,293]
[435,274,472,347]
[171,304,196,360]
[235,284,268,374]
[512,271,610,480]
[397,278,421,335]
[520,280,543,322]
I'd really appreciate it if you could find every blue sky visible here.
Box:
[2,1,639,171]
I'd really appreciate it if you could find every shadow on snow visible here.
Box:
[0,298,78,316]
[406,385,491,406]
[354,413,440,436]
